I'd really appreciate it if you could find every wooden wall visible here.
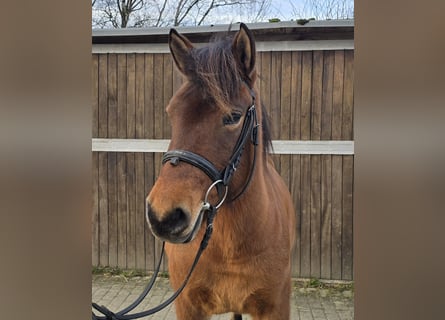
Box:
[92,49,354,280]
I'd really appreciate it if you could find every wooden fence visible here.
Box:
[92,21,354,280]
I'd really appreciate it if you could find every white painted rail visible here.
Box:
[92,40,354,54]
[92,139,354,155]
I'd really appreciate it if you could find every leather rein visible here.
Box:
[92,87,259,320]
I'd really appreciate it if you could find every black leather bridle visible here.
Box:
[92,86,259,320]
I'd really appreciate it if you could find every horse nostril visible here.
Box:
[162,208,189,235]
[146,204,190,238]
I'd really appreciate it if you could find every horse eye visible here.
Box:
[223,112,242,126]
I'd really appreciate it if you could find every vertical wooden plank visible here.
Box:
[342,155,353,280]
[163,54,173,139]
[310,51,323,278]
[290,51,302,141]
[321,51,334,279]
[311,51,323,141]
[321,51,334,140]
[290,161,300,276]
[117,54,127,268]
[108,54,118,138]
[300,154,311,277]
[299,51,312,277]
[290,153,301,278]
[310,154,321,278]
[280,52,292,188]
[107,152,118,267]
[153,53,164,140]
[92,152,99,266]
[342,50,354,280]
[300,51,312,141]
[98,152,108,266]
[320,154,332,279]
[144,53,156,271]
[270,52,281,171]
[135,152,145,270]
[92,55,99,138]
[91,55,99,266]
[270,52,281,141]
[331,50,345,279]
[331,155,343,279]
[117,54,128,138]
[342,50,354,141]
[290,51,302,277]
[126,53,136,269]
[97,54,108,267]
[144,53,154,141]
[126,152,136,269]
[107,54,118,267]
[135,53,146,270]
[98,55,108,139]
[332,51,345,140]
[127,54,136,139]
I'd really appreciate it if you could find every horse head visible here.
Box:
[145,24,264,243]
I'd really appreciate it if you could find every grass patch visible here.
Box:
[93,266,148,278]
[92,266,170,279]
[294,278,354,294]
[307,278,322,288]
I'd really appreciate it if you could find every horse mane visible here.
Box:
[261,102,273,154]
[187,35,273,154]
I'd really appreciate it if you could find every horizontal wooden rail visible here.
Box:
[92,139,354,155]
[92,40,354,54]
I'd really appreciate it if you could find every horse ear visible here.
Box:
[232,23,256,79]
[169,29,194,76]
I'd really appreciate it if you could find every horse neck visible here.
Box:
[211,145,272,254]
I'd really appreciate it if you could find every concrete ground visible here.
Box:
[92,274,353,320]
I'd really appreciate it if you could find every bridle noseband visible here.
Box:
[162,87,259,204]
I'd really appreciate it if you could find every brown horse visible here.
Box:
[145,24,296,320]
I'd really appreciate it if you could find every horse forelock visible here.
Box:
[188,37,243,113]
[178,35,272,156]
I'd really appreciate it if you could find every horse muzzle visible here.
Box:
[145,203,204,244]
